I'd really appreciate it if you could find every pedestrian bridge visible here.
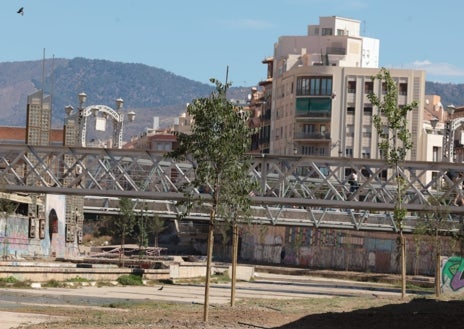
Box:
[0,144,463,232]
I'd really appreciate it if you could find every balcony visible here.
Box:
[294,131,331,141]
[295,112,331,122]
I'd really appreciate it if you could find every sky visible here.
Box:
[2,0,464,86]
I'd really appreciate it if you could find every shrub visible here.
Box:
[117,274,143,286]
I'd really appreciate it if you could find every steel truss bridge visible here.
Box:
[1,144,464,233]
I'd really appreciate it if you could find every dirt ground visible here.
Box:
[8,294,464,329]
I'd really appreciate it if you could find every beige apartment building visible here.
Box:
[269,16,427,161]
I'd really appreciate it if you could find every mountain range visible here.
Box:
[1,57,463,139]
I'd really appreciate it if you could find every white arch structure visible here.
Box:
[443,116,464,162]
[78,104,124,149]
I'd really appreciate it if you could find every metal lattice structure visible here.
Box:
[1,144,464,232]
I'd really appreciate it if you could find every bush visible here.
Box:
[0,276,19,284]
[117,274,143,286]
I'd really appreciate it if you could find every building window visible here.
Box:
[433,146,439,162]
[381,82,387,94]
[346,125,354,137]
[363,106,372,115]
[361,151,371,159]
[399,83,407,95]
[337,29,345,36]
[322,28,333,36]
[347,81,356,93]
[345,148,353,157]
[347,107,355,115]
[296,76,333,96]
[364,81,373,93]
[303,124,315,134]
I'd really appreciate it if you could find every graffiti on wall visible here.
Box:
[442,256,464,293]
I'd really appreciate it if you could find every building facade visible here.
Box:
[267,16,426,162]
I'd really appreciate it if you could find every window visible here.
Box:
[381,82,387,94]
[399,83,407,95]
[361,151,371,159]
[345,148,353,157]
[364,81,373,93]
[321,28,333,36]
[337,29,345,36]
[303,124,315,134]
[433,146,440,162]
[296,76,333,96]
[347,81,356,93]
[346,125,354,137]
[347,107,355,115]
[363,106,372,115]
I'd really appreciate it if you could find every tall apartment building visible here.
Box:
[269,16,426,161]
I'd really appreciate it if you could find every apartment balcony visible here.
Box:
[294,131,331,141]
[295,112,331,123]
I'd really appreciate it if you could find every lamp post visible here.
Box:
[430,116,439,134]
[443,105,456,162]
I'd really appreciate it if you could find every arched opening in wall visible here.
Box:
[49,209,58,243]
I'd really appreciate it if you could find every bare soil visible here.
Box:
[12,294,464,329]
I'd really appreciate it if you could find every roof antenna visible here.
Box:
[225,65,229,98]
[41,48,46,93]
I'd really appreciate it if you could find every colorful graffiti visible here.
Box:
[442,256,464,292]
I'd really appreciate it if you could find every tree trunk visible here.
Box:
[203,210,215,322]
[230,222,238,307]
[401,233,406,299]
[435,230,441,297]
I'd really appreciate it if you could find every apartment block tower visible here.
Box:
[269,16,426,161]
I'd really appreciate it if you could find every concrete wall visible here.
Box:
[0,214,45,259]
[0,194,80,260]
[0,261,254,282]
[240,225,459,276]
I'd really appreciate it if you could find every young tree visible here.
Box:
[368,67,418,299]
[149,214,166,248]
[116,197,136,266]
[167,78,256,322]
[135,204,149,256]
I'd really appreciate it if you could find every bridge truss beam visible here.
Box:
[0,144,463,232]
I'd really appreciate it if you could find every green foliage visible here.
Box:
[368,68,418,230]
[0,198,17,219]
[368,67,417,166]
[0,276,19,285]
[117,274,143,286]
[115,197,136,244]
[43,279,63,288]
[167,78,257,224]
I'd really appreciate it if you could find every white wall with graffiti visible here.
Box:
[0,194,80,259]
[240,225,462,276]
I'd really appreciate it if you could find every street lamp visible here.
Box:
[443,105,457,162]
[430,116,439,134]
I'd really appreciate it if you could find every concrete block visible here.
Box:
[228,265,254,281]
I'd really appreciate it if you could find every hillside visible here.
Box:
[0,58,463,139]
[0,58,250,138]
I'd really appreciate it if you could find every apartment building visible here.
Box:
[269,16,426,161]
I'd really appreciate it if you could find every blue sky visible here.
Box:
[2,0,464,86]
